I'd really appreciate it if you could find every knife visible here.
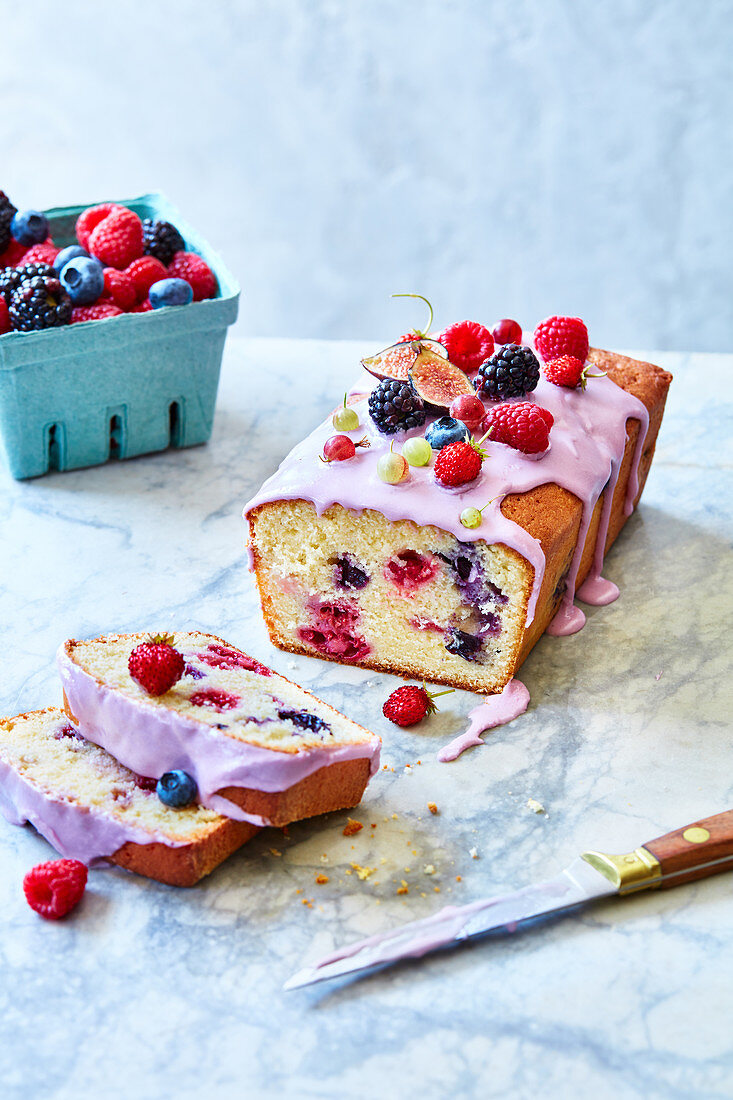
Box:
[284,808,733,990]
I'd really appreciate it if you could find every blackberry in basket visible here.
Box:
[8,275,72,331]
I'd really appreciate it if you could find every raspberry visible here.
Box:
[128,634,185,696]
[198,643,272,675]
[23,859,88,920]
[20,240,59,267]
[71,303,124,323]
[189,688,241,711]
[76,203,125,250]
[168,251,217,301]
[433,438,486,487]
[438,321,494,375]
[103,268,137,310]
[382,684,452,727]
[476,344,540,401]
[125,256,167,301]
[0,298,9,334]
[130,298,153,312]
[483,401,554,454]
[89,208,144,269]
[533,315,589,364]
[492,318,522,345]
[0,238,29,267]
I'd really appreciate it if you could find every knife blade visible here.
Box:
[284,806,733,990]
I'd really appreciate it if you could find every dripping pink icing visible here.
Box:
[243,342,649,634]
[437,679,530,762]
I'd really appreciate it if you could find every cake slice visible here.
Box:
[0,708,257,886]
[244,346,672,694]
[58,631,381,828]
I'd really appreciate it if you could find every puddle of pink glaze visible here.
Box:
[576,574,620,606]
[546,601,586,636]
[437,678,530,762]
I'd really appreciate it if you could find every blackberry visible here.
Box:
[368,378,426,435]
[0,191,17,254]
[476,343,540,401]
[0,262,56,304]
[278,709,331,735]
[143,218,185,265]
[444,628,482,662]
[8,275,72,331]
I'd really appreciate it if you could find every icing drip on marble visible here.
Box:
[437,679,530,762]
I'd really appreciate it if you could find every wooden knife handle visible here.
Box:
[643,809,733,888]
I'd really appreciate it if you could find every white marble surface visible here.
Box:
[0,337,732,1100]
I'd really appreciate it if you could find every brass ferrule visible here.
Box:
[582,846,662,894]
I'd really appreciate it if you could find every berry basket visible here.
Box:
[0,192,239,479]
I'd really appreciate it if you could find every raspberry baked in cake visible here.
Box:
[58,631,380,827]
[0,708,257,886]
[245,314,672,694]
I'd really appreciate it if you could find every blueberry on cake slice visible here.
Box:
[245,315,672,694]
[58,632,380,828]
[0,708,257,886]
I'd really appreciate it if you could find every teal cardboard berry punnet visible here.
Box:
[0,192,240,479]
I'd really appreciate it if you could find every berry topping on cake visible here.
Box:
[362,338,448,382]
[143,218,185,266]
[8,275,72,331]
[433,432,489,488]
[277,709,330,735]
[491,318,522,345]
[190,688,241,711]
[449,394,485,430]
[482,401,554,454]
[425,416,470,450]
[377,444,409,484]
[475,344,540,400]
[321,434,370,462]
[368,378,426,434]
[382,684,453,727]
[460,500,496,528]
[332,394,360,432]
[167,251,218,301]
[88,207,144,269]
[533,315,589,364]
[543,354,606,389]
[409,353,475,410]
[156,770,197,808]
[128,634,185,696]
[438,320,494,375]
[23,859,88,920]
[401,436,432,466]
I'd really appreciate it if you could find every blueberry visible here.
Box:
[156,769,197,808]
[54,244,89,274]
[444,628,482,661]
[333,554,370,590]
[425,416,470,450]
[277,708,330,735]
[149,277,193,309]
[60,256,105,305]
[11,209,49,246]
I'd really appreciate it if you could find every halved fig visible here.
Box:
[361,338,447,382]
[409,353,475,412]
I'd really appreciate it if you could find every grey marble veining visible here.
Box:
[0,338,731,1100]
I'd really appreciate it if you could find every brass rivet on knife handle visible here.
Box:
[641,808,733,889]
[582,847,662,894]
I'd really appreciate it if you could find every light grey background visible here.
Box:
[2,0,732,350]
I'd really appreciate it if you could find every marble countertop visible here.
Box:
[0,337,731,1100]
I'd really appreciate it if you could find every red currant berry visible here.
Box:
[323,435,356,462]
[449,394,485,430]
[491,318,522,345]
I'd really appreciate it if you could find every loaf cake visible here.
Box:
[0,708,257,886]
[58,631,381,827]
[245,337,672,694]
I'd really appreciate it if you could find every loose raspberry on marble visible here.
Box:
[128,634,185,695]
[382,684,453,727]
[89,208,144,269]
[438,320,494,375]
[482,401,554,454]
[533,315,589,364]
[23,859,88,920]
[167,251,217,301]
[190,688,241,711]
[543,354,605,390]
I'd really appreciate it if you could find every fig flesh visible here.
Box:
[361,338,447,382]
[409,353,475,412]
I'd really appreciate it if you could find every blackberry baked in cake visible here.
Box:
[59,631,380,827]
[0,708,257,886]
[244,315,672,694]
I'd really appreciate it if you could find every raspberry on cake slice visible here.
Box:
[0,708,257,886]
[57,632,381,828]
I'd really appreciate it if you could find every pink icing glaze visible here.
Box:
[0,752,182,866]
[244,349,649,635]
[437,678,530,762]
[57,648,381,827]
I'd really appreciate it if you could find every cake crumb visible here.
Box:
[404,866,411,873]
[470,847,479,860]
[295,888,302,895]
[434,886,441,893]
[456,875,462,882]
[397,881,409,895]
[320,854,329,863]
[343,818,363,836]
[315,874,329,885]
[269,848,282,857]
[351,862,376,881]
[526,798,546,814]
[302,898,313,908]
[370,823,377,828]
[423,864,436,876]
[391,813,399,820]
[379,856,387,865]
[345,868,352,876]
[427,802,438,815]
